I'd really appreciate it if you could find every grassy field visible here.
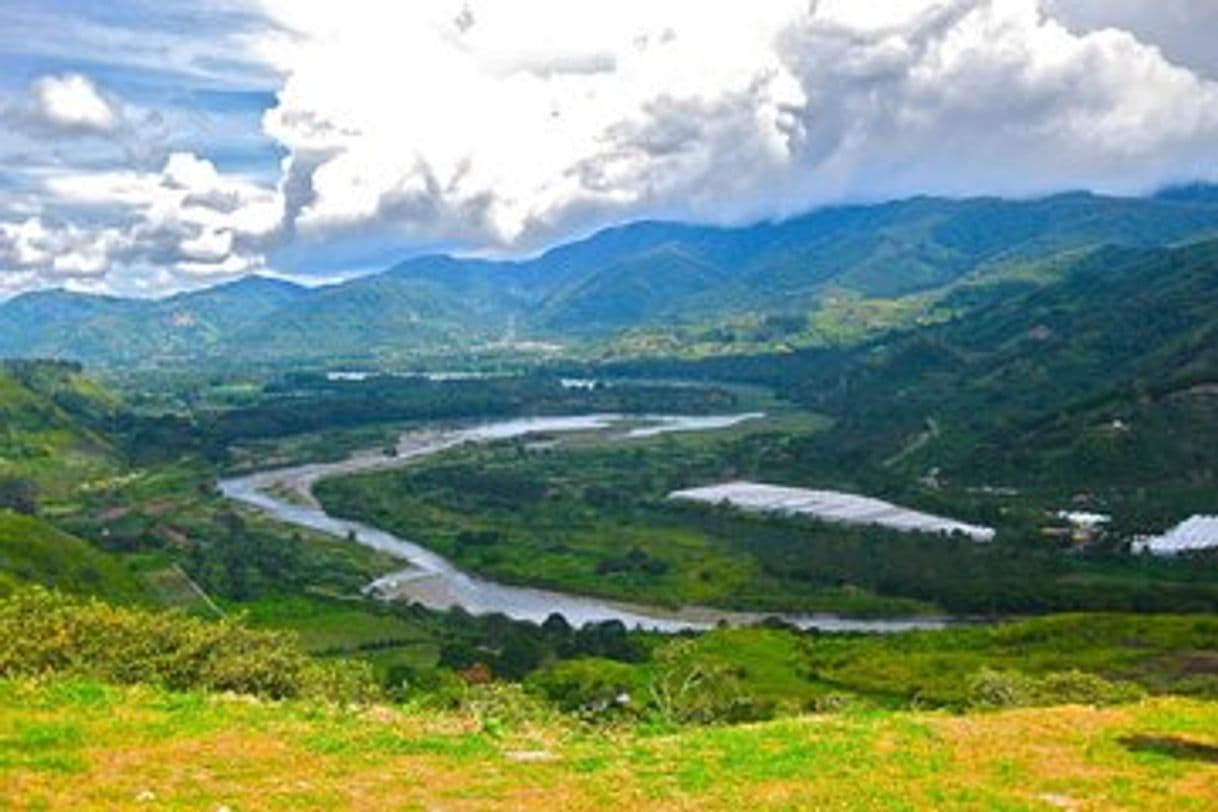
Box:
[516,615,1218,721]
[3,678,1216,810]
[761,614,1218,708]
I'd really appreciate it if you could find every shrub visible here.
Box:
[966,668,1040,709]
[595,546,669,576]
[1172,675,1218,699]
[646,640,775,725]
[0,588,377,703]
[385,664,467,707]
[807,693,852,713]
[459,682,560,736]
[966,667,1145,710]
[0,476,38,515]
[526,657,642,718]
[1035,670,1146,706]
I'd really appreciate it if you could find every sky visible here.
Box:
[1,0,1216,298]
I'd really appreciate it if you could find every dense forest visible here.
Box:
[594,240,1218,519]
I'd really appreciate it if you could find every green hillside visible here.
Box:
[0,277,307,365]
[537,245,735,332]
[0,363,146,605]
[545,189,1218,325]
[0,360,117,497]
[230,272,499,360]
[0,511,143,602]
[806,240,1218,501]
[618,238,1218,514]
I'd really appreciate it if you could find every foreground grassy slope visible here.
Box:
[2,591,1214,808]
[3,679,1216,810]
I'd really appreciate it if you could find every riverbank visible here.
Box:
[222,413,952,632]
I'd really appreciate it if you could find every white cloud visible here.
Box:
[0,152,283,288]
[0,216,129,279]
[44,152,282,240]
[3,0,1218,299]
[0,2,281,93]
[254,0,1218,253]
[28,73,122,135]
[0,269,38,297]
[1047,0,1218,78]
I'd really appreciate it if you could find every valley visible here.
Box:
[2,190,1217,809]
[6,6,1218,806]
[223,411,950,631]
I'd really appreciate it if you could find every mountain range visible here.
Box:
[3,188,1218,365]
[614,235,1218,514]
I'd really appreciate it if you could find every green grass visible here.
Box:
[236,594,444,681]
[139,562,222,615]
[524,614,1218,719]
[2,677,1216,809]
[797,613,1218,707]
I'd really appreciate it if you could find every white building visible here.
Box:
[1132,515,1218,556]
[1056,511,1110,529]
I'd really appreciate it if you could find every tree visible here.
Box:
[0,475,39,515]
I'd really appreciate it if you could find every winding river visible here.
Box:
[220,414,952,633]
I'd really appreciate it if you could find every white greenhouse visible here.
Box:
[668,481,995,542]
[1133,515,1218,556]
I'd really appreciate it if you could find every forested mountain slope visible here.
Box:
[616,238,1218,512]
[3,189,1218,364]
[0,276,307,364]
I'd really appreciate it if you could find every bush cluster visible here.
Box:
[0,588,377,703]
[966,667,1146,710]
